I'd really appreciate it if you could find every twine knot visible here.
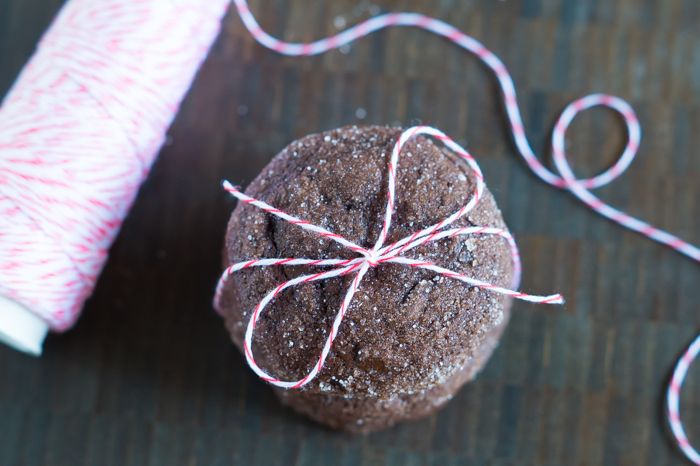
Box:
[364,250,383,267]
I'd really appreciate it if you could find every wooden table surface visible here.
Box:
[2,0,700,464]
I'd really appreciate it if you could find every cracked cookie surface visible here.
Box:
[220,125,513,403]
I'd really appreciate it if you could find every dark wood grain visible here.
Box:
[1,0,700,464]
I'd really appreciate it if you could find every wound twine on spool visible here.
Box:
[228,0,700,460]
[0,0,230,355]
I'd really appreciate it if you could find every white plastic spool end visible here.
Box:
[0,296,48,356]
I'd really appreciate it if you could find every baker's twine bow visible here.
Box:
[214,126,564,389]
[228,2,700,459]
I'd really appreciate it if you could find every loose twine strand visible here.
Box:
[221,0,700,459]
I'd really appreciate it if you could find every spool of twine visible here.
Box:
[0,0,229,355]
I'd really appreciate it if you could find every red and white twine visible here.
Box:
[215,126,563,389]
[0,0,229,331]
[230,0,700,457]
[668,336,700,464]
[232,0,700,263]
[1,0,697,456]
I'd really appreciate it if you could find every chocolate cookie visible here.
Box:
[219,125,513,433]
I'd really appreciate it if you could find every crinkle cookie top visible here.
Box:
[221,125,513,399]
